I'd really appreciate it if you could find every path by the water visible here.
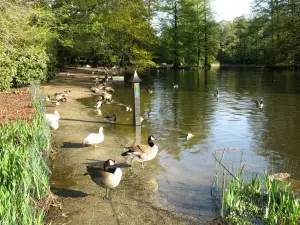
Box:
[43,69,204,225]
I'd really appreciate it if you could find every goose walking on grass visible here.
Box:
[83,127,104,147]
[121,135,158,169]
[255,98,263,109]
[84,159,122,200]
[46,111,60,130]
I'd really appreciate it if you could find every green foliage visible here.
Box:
[225,172,300,224]
[0,100,51,225]
[0,1,57,90]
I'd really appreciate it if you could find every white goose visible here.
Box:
[45,111,60,130]
[83,127,104,147]
[121,135,158,169]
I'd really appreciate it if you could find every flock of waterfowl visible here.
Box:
[45,72,263,200]
[44,71,160,199]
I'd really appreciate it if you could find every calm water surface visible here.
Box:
[81,68,300,221]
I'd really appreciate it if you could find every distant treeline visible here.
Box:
[1,0,300,90]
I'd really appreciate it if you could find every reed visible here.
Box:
[0,100,51,225]
[225,172,300,224]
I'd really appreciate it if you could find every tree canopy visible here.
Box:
[1,0,300,90]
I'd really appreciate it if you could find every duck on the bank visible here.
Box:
[186,133,194,140]
[95,108,102,116]
[105,114,116,123]
[60,97,67,103]
[255,98,263,109]
[173,83,179,89]
[83,127,104,147]
[55,100,60,106]
[214,89,219,98]
[46,95,51,102]
[95,101,104,109]
[121,135,158,169]
[84,159,122,200]
[104,93,112,102]
[46,110,60,130]
[104,87,114,92]
[63,90,71,96]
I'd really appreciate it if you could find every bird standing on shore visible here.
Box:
[105,114,116,123]
[83,127,104,147]
[84,159,122,200]
[121,135,158,169]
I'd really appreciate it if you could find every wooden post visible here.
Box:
[129,70,143,127]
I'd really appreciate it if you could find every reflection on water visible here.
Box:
[79,68,300,221]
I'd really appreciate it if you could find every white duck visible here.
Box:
[186,133,194,140]
[45,111,60,130]
[83,127,104,147]
[95,101,104,109]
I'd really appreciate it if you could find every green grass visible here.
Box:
[0,101,51,225]
[225,172,300,224]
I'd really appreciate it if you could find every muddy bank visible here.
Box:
[43,69,204,225]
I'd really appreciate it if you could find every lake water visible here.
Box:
[81,68,300,221]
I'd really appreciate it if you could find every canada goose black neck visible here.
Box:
[103,159,114,171]
[148,136,155,147]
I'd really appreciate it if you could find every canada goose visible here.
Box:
[46,111,60,130]
[126,106,132,112]
[46,95,51,102]
[214,89,219,98]
[95,101,104,109]
[84,159,122,200]
[255,98,263,109]
[105,114,116,123]
[83,127,104,147]
[186,133,194,140]
[146,88,153,94]
[104,87,114,92]
[121,135,158,169]
[173,83,179,89]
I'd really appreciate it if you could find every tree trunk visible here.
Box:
[173,0,180,68]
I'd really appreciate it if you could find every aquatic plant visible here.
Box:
[0,100,51,225]
[224,172,300,225]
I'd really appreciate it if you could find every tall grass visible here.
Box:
[0,101,51,225]
[225,172,300,224]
